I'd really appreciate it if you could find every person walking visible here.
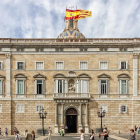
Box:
[5,128,8,137]
[0,128,3,137]
[47,127,52,140]
[104,125,107,130]
[101,129,109,140]
[65,125,68,134]
[15,131,22,140]
[89,129,94,140]
[14,127,17,135]
[31,131,35,140]
[80,129,85,140]
[129,129,137,140]
[25,130,32,140]
[134,125,137,133]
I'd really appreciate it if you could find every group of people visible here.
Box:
[0,128,8,137]
[134,125,140,134]
[59,125,68,136]
[15,129,35,140]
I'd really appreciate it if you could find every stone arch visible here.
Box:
[64,106,79,115]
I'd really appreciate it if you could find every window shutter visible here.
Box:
[2,80,4,95]
[126,61,128,69]
[43,80,45,94]
[107,80,109,94]
[16,80,18,94]
[78,80,81,93]
[34,80,37,94]
[120,80,122,94]
[81,80,83,93]
[1,62,3,69]
[98,80,101,94]
[24,80,26,94]
[119,61,121,69]
[24,62,25,69]
[125,105,127,113]
[76,80,78,93]
[65,80,68,93]
[55,80,58,93]
[87,80,89,93]
[126,80,128,94]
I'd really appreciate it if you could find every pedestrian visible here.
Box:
[80,129,85,140]
[47,127,52,140]
[65,125,68,134]
[31,131,35,140]
[14,127,17,135]
[101,129,109,140]
[15,131,22,140]
[89,129,94,140]
[0,128,3,137]
[134,125,137,133]
[25,130,32,140]
[129,129,137,140]
[5,128,8,137]
[104,125,107,130]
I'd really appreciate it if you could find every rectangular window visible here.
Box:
[55,80,65,93]
[0,80,2,94]
[17,80,24,94]
[121,80,127,94]
[80,61,88,69]
[55,62,64,69]
[120,105,127,113]
[17,62,24,69]
[100,61,108,69]
[36,62,44,69]
[0,105,2,113]
[17,105,24,113]
[101,80,107,94]
[100,105,108,113]
[0,62,3,70]
[36,105,44,113]
[121,62,126,69]
[37,80,43,94]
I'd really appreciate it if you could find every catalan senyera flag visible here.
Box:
[66,9,92,20]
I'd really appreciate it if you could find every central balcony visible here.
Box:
[53,93,91,99]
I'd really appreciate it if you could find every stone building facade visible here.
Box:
[0,18,140,135]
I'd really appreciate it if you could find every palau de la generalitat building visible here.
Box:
[0,17,140,135]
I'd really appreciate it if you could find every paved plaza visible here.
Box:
[1,134,140,140]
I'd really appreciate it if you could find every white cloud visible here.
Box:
[0,0,140,38]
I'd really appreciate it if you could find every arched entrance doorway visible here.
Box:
[66,108,78,133]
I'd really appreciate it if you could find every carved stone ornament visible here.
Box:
[68,83,75,93]
[133,53,139,59]
[66,108,77,115]
[5,53,11,59]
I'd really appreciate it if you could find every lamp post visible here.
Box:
[97,107,106,132]
[39,108,47,136]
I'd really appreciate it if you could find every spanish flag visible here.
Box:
[66,9,92,20]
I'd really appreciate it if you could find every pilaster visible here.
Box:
[85,103,89,133]
[5,53,11,97]
[133,53,139,96]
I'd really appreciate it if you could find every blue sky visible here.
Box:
[0,0,140,38]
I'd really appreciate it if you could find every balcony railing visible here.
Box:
[53,93,91,99]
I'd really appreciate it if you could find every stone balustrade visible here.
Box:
[0,38,139,44]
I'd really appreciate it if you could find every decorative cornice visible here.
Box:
[5,53,11,59]
[97,73,111,78]
[133,53,139,59]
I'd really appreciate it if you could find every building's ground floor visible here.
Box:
[0,99,139,135]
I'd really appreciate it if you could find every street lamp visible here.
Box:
[97,107,106,132]
[39,108,47,136]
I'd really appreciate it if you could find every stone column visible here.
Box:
[5,53,11,97]
[54,103,58,133]
[85,103,89,133]
[79,103,83,132]
[133,53,139,96]
[61,103,64,126]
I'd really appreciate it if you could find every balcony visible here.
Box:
[53,93,91,99]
